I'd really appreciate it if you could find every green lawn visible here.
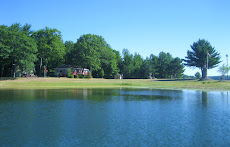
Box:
[0,77,230,91]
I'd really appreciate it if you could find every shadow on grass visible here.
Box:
[155,79,196,82]
[0,77,17,81]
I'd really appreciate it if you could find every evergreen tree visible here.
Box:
[184,39,221,80]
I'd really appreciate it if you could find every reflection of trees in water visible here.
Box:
[221,91,229,106]
[83,89,88,100]
[202,91,208,107]
[202,91,230,107]
[227,92,229,105]
[122,95,172,101]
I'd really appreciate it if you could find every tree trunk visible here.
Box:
[1,64,4,77]
[90,66,92,75]
[201,67,207,80]
[12,63,16,78]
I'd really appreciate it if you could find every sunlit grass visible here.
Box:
[0,77,230,91]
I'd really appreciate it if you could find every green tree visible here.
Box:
[113,50,123,74]
[148,54,158,78]
[218,64,230,80]
[121,49,147,79]
[122,49,134,78]
[73,34,101,72]
[140,59,151,79]
[168,57,184,78]
[73,34,118,78]
[100,48,119,78]
[156,52,173,78]
[184,39,221,80]
[195,72,201,79]
[64,41,75,65]
[0,23,37,77]
[0,25,11,76]
[32,27,66,76]
[132,53,143,78]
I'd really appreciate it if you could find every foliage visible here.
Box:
[156,52,173,78]
[68,75,74,78]
[67,69,72,78]
[122,49,134,78]
[182,74,196,79]
[75,74,79,78]
[150,52,184,79]
[0,23,37,77]
[133,53,143,78]
[85,72,93,79]
[0,25,11,76]
[113,50,123,74]
[184,39,221,80]
[79,74,84,78]
[1,23,187,79]
[140,59,151,79]
[32,27,66,76]
[195,72,201,79]
[168,57,184,78]
[218,64,230,80]
[119,50,184,79]
[148,54,158,78]
[64,41,75,65]
[71,34,118,78]
[72,34,101,70]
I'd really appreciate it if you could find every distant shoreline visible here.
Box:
[0,77,229,91]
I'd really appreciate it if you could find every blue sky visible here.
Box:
[1,0,230,76]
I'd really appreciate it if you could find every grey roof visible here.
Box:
[55,64,72,69]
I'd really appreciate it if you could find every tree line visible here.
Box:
[0,23,188,79]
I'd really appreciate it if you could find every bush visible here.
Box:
[79,74,84,78]
[74,74,79,78]
[67,69,72,78]
[195,72,201,79]
[68,74,74,78]
[85,72,92,79]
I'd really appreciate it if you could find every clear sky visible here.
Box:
[1,0,230,76]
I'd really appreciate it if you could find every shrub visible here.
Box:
[85,72,92,79]
[67,69,72,78]
[79,74,84,78]
[195,72,201,79]
[75,74,79,78]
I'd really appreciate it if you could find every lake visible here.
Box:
[0,89,230,146]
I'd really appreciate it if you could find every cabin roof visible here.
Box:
[54,64,89,70]
[54,64,72,69]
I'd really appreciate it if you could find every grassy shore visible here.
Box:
[0,77,230,91]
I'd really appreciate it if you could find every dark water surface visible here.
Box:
[0,89,230,146]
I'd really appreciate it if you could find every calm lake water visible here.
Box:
[0,89,230,146]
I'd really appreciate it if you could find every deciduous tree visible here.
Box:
[64,41,75,65]
[32,27,66,76]
[218,64,230,80]
[73,34,118,78]
[195,72,201,79]
[0,23,37,77]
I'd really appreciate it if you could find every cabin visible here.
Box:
[72,67,89,76]
[53,64,89,77]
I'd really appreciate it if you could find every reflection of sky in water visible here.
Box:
[0,89,230,146]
